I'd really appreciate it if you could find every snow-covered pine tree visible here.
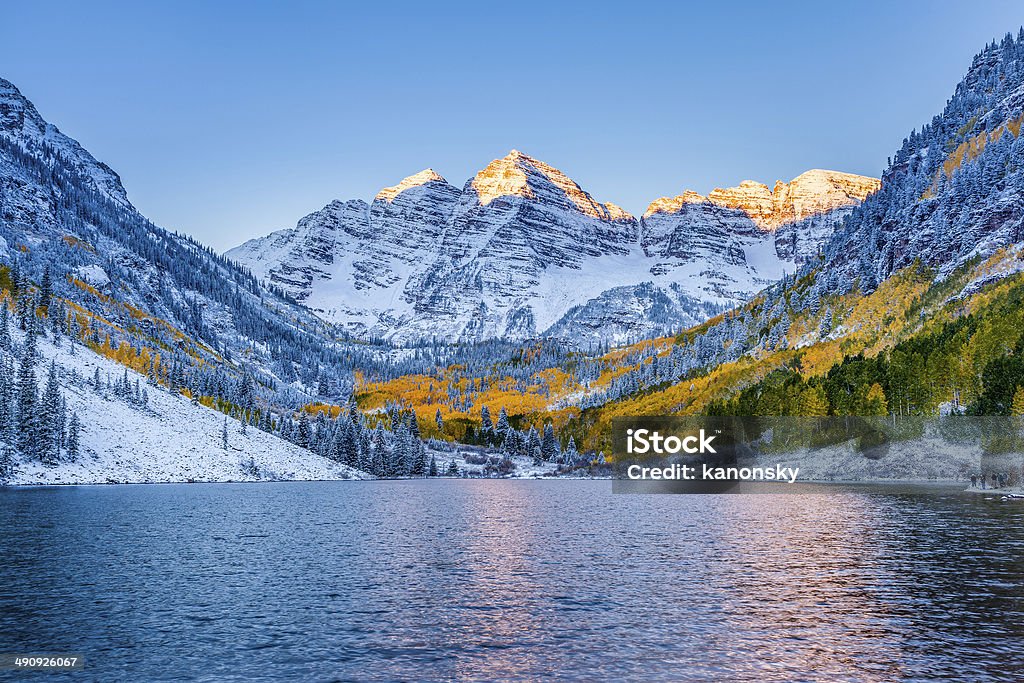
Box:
[39,266,52,313]
[0,305,10,351]
[0,356,12,447]
[563,436,579,465]
[480,406,493,444]
[411,441,427,476]
[39,362,61,464]
[66,412,80,462]
[819,307,833,339]
[541,423,559,462]
[295,413,311,449]
[15,343,39,459]
[495,407,510,440]
[373,426,388,476]
[344,422,360,467]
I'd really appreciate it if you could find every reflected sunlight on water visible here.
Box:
[0,481,1022,681]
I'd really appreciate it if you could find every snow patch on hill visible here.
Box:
[7,336,371,486]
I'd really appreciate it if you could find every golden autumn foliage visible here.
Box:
[922,114,1024,198]
[1011,387,1024,417]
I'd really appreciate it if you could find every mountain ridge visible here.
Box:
[227,152,878,344]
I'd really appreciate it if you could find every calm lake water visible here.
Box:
[1,480,1022,682]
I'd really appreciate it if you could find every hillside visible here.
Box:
[7,326,369,485]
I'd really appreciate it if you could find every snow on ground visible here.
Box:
[964,486,1024,498]
[8,334,370,486]
[770,434,1010,483]
[427,445,561,478]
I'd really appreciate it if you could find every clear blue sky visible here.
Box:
[2,1,1021,251]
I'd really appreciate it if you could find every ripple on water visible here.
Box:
[0,480,1022,682]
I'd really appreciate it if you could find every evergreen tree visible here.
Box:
[563,436,579,465]
[527,427,542,464]
[344,422,360,467]
[39,362,61,464]
[221,416,229,451]
[434,408,443,433]
[407,409,419,440]
[0,441,12,479]
[0,356,13,446]
[495,407,510,440]
[480,406,493,444]
[238,373,255,409]
[541,423,559,461]
[819,308,833,339]
[66,412,80,461]
[15,344,38,458]
[373,425,388,477]
[39,266,52,313]
[410,441,427,476]
[295,413,311,448]
[0,305,10,351]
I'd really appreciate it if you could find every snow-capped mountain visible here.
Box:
[228,153,878,344]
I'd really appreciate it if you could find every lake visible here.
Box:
[1,480,1022,681]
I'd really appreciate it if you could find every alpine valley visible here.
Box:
[3,30,1024,485]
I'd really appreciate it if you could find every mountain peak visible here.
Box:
[643,170,879,229]
[375,168,449,202]
[0,75,129,208]
[0,77,44,138]
[470,149,633,221]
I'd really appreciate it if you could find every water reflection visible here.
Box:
[0,481,1022,681]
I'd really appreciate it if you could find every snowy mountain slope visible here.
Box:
[227,154,878,344]
[0,75,381,408]
[227,170,464,334]
[822,34,1024,288]
[7,332,370,485]
[0,77,128,208]
[395,151,642,341]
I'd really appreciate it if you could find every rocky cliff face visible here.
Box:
[642,170,879,258]
[648,170,880,231]
[227,153,879,344]
[597,169,881,340]
[396,151,641,340]
[228,170,462,331]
